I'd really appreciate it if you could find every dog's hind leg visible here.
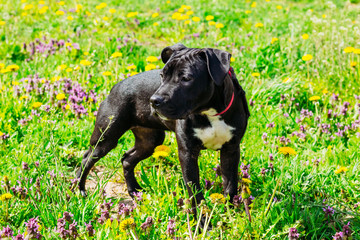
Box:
[77,110,129,197]
[121,127,165,197]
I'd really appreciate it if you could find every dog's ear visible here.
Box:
[161,43,187,64]
[201,48,231,86]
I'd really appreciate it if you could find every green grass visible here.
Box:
[0,0,360,239]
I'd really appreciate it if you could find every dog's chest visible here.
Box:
[193,109,234,150]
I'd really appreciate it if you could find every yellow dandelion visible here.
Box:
[39,6,48,14]
[344,47,354,53]
[111,52,122,58]
[65,104,70,110]
[154,145,171,153]
[0,21,5,26]
[178,7,185,13]
[152,12,159,18]
[127,12,138,18]
[309,95,320,101]
[57,1,65,6]
[208,21,216,26]
[66,68,72,72]
[153,22,159,26]
[251,2,256,8]
[102,71,112,76]
[74,66,80,71]
[350,61,357,67]
[86,11,91,16]
[146,56,158,62]
[182,5,191,10]
[255,22,263,28]
[56,93,66,100]
[145,64,157,71]
[80,60,92,66]
[230,57,235,62]
[322,89,329,94]
[152,151,169,158]
[96,2,107,10]
[192,16,200,22]
[271,37,278,44]
[302,54,313,61]
[6,65,20,71]
[242,178,252,184]
[301,34,309,40]
[20,95,28,100]
[354,49,360,54]
[278,147,297,156]
[109,8,116,14]
[245,10,252,14]
[0,193,12,201]
[322,14,326,18]
[251,72,260,77]
[24,4,34,10]
[65,42,72,47]
[57,64,67,71]
[56,10,65,15]
[334,166,348,174]
[186,11,193,15]
[67,16,74,21]
[184,20,191,25]
[0,63,4,69]
[172,12,181,20]
[276,5,283,9]
[1,68,9,74]
[215,23,224,28]
[205,15,214,21]
[103,16,109,21]
[210,193,226,204]
[32,102,42,108]
[119,218,135,232]
[126,65,136,70]
[130,71,138,76]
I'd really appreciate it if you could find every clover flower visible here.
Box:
[288,227,300,240]
[166,218,176,236]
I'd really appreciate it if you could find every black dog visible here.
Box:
[77,43,249,219]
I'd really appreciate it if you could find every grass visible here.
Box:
[0,0,360,239]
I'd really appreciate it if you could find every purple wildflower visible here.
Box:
[85,222,95,237]
[288,227,300,240]
[25,217,43,239]
[140,217,154,231]
[323,205,335,217]
[332,232,343,240]
[166,218,176,236]
[0,226,13,238]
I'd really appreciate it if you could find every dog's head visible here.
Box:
[150,44,232,120]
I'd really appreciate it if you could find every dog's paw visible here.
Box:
[80,190,87,198]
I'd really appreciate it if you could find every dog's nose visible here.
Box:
[150,95,165,107]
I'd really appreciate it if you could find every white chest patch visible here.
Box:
[193,108,234,150]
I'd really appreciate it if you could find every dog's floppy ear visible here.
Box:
[161,43,187,64]
[201,48,231,86]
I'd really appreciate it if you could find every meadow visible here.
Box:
[0,0,360,239]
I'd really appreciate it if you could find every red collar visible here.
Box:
[212,67,235,116]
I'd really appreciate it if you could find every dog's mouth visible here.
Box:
[151,106,189,120]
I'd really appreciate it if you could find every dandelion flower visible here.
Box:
[350,61,357,67]
[146,56,158,62]
[102,71,112,76]
[56,10,65,15]
[205,15,214,21]
[152,12,159,18]
[251,72,260,77]
[230,57,235,62]
[0,21,6,26]
[130,72,138,76]
[32,102,42,108]
[354,49,360,54]
[152,151,169,158]
[24,4,34,10]
[245,10,252,14]
[242,178,252,184]
[153,22,159,26]
[192,16,200,22]
[278,147,297,156]
[154,145,171,153]
[67,16,74,21]
[0,193,12,201]
[344,47,354,53]
[255,22,263,28]
[145,64,156,71]
[109,8,116,14]
[80,60,92,66]
[57,1,65,6]
[271,37,278,44]
[103,16,109,21]
[276,5,283,9]
[126,65,136,70]
[66,68,72,72]
[111,52,122,58]
[251,2,257,8]
[215,23,224,28]
[96,2,107,10]
[322,89,329,94]
[334,166,348,174]
[186,11,193,15]
[57,64,67,71]
[309,96,320,101]
[210,193,226,203]
[56,93,66,100]
[0,63,4,69]
[208,21,216,26]
[127,12,138,18]
[302,54,313,61]
[301,34,309,40]
[119,218,135,232]
[6,65,20,71]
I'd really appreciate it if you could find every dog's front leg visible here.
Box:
[175,128,204,216]
[220,143,240,202]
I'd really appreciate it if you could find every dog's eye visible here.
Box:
[181,77,191,82]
